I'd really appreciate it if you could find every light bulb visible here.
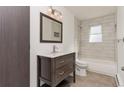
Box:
[48,8,52,13]
[60,15,62,19]
[54,11,58,16]
[50,14,54,18]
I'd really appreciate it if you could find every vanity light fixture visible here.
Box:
[47,6,62,21]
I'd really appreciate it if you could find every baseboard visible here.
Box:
[116,74,124,86]
[115,74,119,86]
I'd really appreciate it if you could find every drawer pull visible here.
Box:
[59,71,65,75]
[60,61,64,64]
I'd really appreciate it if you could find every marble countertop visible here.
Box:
[40,51,75,58]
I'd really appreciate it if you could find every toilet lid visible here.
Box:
[76,59,87,64]
[76,59,88,67]
[76,62,88,67]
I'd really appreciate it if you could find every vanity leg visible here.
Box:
[73,53,76,83]
[73,70,76,83]
[37,56,41,87]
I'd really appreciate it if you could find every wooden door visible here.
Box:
[0,6,30,87]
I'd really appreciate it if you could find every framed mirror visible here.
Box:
[40,13,63,43]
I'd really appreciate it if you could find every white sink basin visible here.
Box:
[41,51,75,58]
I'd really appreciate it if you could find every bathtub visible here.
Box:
[77,58,117,77]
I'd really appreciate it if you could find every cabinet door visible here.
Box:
[0,6,30,87]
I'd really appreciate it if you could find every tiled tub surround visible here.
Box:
[76,14,117,76]
[79,14,116,62]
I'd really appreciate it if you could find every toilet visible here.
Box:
[76,59,88,76]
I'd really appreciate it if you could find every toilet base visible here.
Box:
[76,66,87,77]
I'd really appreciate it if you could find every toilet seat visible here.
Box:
[76,59,88,67]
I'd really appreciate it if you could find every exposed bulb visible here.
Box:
[48,8,52,13]
[54,11,58,16]
[60,15,62,19]
[50,14,54,18]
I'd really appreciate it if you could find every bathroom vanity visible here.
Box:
[37,52,75,87]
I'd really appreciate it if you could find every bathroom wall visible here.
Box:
[117,7,124,86]
[74,17,81,58]
[79,14,116,62]
[30,6,75,87]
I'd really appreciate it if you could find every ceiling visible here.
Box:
[65,6,117,20]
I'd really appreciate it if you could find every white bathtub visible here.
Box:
[77,58,117,77]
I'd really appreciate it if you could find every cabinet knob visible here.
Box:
[60,61,64,64]
[59,71,64,75]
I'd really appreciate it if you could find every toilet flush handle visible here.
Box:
[121,66,124,71]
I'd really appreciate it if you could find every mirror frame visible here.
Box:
[40,12,63,43]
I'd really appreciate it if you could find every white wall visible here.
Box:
[30,6,75,87]
[117,7,124,86]
[74,17,81,59]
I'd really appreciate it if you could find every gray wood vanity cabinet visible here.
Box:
[37,52,75,87]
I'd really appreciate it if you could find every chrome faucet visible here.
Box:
[53,45,58,53]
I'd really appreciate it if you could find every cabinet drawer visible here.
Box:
[55,54,74,68]
[55,63,73,82]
